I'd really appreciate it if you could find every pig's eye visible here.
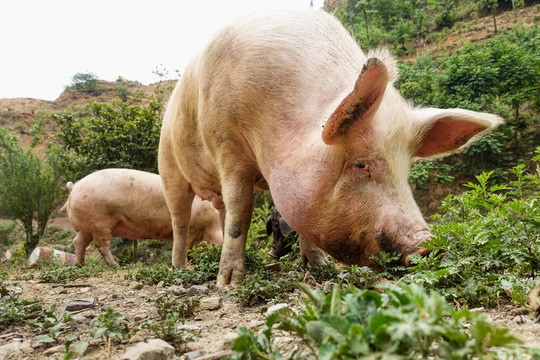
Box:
[355,162,368,170]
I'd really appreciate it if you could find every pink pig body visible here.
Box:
[64,168,222,266]
[158,9,502,286]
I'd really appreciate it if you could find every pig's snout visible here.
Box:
[403,230,431,267]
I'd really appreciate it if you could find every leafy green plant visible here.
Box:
[155,294,201,319]
[404,151,540,306]
[231,270,297,306]
[38,259,105,283]
[0,127,66,255]
[0,279,44,329]
[53,96,164,178]
[140,313,196,347]
[232,283,536,359]
[32,307,74,343]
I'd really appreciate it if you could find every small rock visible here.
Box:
[134,314,146,322]
[132,282,144,290]
[116,338,175,360]
[513,315,527,324]
[183,350,205,360]
[510,307,530,316]
[43,344,65,356]
[177,324,202,331]
[266,303,288,316]
[55,286,67,294]
[98,294,107,301]
[220,332,238,349]
[111,292,120,299]
[158,290,168,296]
[186,285,209,296]
[194,350,234,360]
[127,290,135,296]
[65,298,95,311]
[198,297,222,311]
[4,249,12,261]
[0,341,23,359]
[71,314,86,322]
[469,307,484,312]
[173,286,187,295]
[157,281,165,287]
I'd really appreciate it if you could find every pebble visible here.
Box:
[117,338,175,360]
[132,282,144,290]
[183,350,205,360]
[198,297,222,311]
[513,315,529,324]
[177,324,202,331]
[43,344,65,356]
[186,285,209,296]
[65,298,95,311]
[266,303,289,316]
[509,307,530,316]
[79,287,90,293]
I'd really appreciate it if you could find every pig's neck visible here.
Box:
[267,142,333,240]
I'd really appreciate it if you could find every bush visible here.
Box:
[0,128,65,255]
[403,149,540,307]
[52,96,164,179]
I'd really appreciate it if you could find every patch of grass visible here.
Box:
[38,258,106,283]
[232,283,537,359]
[125,246,222,287]
[0,277,44,329]
[231,269,298,306]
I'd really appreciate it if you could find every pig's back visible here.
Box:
[168,9,366,192]
[68,169,170,228]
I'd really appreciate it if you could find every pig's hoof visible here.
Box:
[216,268,244,288]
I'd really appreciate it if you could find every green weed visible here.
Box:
[403,153,540,307]
[231,283,537,359]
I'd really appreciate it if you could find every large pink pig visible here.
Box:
[158,9,502,286]
[63,168,222,266]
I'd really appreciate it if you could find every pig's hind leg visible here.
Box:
[160,166,196,269]
[93,232,117,266]
[74,231,92,265]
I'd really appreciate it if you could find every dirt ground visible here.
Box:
[1,217,539,360]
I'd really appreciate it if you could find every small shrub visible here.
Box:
[232,283,535,359]
[140,313,196,347]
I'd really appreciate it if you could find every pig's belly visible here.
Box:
[111,222,173,241]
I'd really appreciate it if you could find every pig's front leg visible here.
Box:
[299,235,329,268]
[216,171,255,288]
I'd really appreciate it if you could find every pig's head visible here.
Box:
[270,50,502,268]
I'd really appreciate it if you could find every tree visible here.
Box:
[0,128,65,255]
[67,72,101,95]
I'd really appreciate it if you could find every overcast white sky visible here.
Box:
[0,0,324,101]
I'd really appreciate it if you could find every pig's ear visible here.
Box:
[412,108,503,158]
[322,58,389,145]
[279,217,295,237]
